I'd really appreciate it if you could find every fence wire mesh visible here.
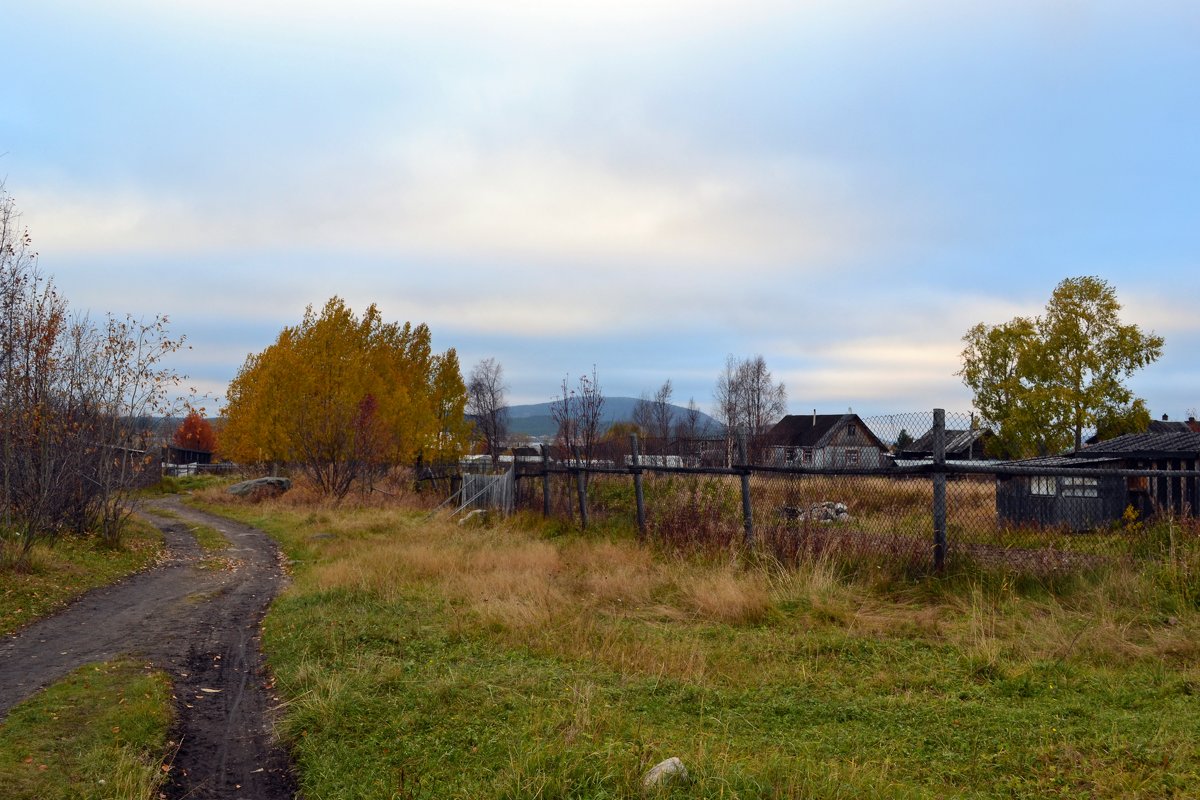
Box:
[499,409,1200,572]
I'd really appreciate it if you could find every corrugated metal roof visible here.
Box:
[1081,430,1200,456]
[907,428,989,454]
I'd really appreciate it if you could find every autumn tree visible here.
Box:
[959,276,1164,456]
[221,297,466,498]
[428,349,471,464]
[173,410,217,453]
[466,357,508,467]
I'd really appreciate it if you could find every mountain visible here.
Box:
[503,397,721,439]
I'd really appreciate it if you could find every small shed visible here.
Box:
[164,445,213,465]
[996,455,1127,531]
[997,431,1200,531]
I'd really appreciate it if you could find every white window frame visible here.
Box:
[1031,476,1057,496]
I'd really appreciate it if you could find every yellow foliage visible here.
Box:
[220,297,467,494]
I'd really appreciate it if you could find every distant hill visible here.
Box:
[504,397,720,439]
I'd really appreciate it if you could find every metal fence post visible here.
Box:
[540,444,551,517]
[572,445,589,530]
[933,408,947,571]
[630,433,647,540]
[738,434,755,547]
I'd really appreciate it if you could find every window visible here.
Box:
[846,449,860,466]
[1062,477,1098,498]
[846,425,857,438]
[801,448,814,465]
[1031,476,1057,496]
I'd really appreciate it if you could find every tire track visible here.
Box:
[0,496,298,798]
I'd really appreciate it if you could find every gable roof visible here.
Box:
[770,413,887,451]
[904,428,991,456]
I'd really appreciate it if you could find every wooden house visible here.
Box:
[767,413,889,469]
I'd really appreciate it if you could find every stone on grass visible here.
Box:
[226,476,292,498]
[643,757,689,790]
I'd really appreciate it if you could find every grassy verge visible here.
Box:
[0,659,174,800]
[0,518,163,637]
[196,491,1200,799]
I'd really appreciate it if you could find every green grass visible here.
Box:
[0,659,174,800]
[0,518,164,636]
[196,494,1200,799]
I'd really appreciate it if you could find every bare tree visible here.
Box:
[631,379,674,451]
[551,367,605,466]
[551,375,576,459]
[713,354,787,464]
[576,366,605,465]
[466,357,508,467]
[2,183,188,564]
[673,397,707,441]
[631,392,653,436]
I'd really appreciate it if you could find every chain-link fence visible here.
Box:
[502,409,1200,572]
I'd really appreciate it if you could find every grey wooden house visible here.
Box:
[768,413,889,469]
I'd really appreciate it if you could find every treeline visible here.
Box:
[1,187,184,567]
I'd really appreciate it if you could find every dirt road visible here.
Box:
[0,496,298,799]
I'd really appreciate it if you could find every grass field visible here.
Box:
[0,659,174,800]
[195,483,1200,799]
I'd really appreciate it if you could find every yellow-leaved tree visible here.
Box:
[220,298,467,497]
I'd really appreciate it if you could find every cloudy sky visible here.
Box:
[4,0,1198,418]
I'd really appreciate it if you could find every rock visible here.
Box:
[458,509,487,526]
[780,501,851,524]
[643,757,688,790]
[226,477,292,498]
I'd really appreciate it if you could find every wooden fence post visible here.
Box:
[738,434,754,547]
[572,445,589,530]
[932,408,947,572]
[541,444,551,518]
[630,433,647,540]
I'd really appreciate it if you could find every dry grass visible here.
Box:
[203,476,1199,685]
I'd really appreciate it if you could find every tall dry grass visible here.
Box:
[199,474,1199,684]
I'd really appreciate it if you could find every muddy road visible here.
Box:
[0,496,298,799]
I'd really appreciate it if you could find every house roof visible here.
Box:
[770,413,887,451]
[1086,418,1197,445]
[1005,454,1124,468]
[905,428,990,455]
[1079,430,1200,458]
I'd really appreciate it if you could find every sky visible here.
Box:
[3,0,1198,420]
